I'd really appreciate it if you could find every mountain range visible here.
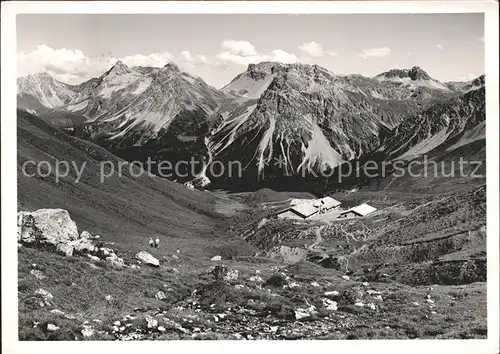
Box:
[17,61,485,188]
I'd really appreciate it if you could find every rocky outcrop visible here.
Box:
[18,209,79,246]
[17,209,126,266]
[17,209,84,256]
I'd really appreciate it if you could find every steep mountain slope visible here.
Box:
[38,62,226,180]
[383,85,485,161]
[208,63,431,181]
[445,75,485,93]
[17,73,77,114]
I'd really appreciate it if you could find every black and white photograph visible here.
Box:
[1,1,499,353]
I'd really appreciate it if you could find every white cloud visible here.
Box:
[221,40,258,56]
[17,45,182,84]
[455,73,478,82]
[269,49,299,63]
[216,40,299,66]
[359,47,391,59]
[299,41,324,57]
[120,52,173,67]
[327,51,338,57]
[436,44,444,50]
[179,50,209,65]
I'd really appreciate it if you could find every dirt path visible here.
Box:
[307,224,328,251]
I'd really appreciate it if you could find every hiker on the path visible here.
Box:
[155,237,160,249]
[149,238,154,248]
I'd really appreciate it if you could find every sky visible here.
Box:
[17,14,485,88]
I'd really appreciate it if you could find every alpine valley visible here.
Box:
[15,60,489,341]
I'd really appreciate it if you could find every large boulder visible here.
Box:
[18,209,79,246]
[135,251,160,267]
[17,209,100,257]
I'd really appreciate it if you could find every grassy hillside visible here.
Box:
[17,109,226,256]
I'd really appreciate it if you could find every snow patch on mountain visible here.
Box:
[297,121,343,173]
[67,100,88,112]
[17,73,76,108]
[376,76,450,91]
[99,73,152,98]
[446,121,485,152]
[223,73,276,99]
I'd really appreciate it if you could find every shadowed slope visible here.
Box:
[17,109,222,255]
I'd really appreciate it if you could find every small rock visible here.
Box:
[311,281,320,287]
[426,299,435,304]
[46,323,59,331]
[373,295,383,301]
[294,305,317,319]
[112,325,119,332]
[322,298,338,311]
[158,326,166,332]
[366,290,381,295]
[426,294,431,299]
[155,291,167,301]
[81,325,94,338]
[431,311,437,315]
[119,326,126,332]
[385,326,391,330]
[324,290,340,297]
[106,254,125,269]
[30,269,46,280]
[35,288,53,301]
[248,275,263,283]
[270,326,279,333]
[342,275,350,281]
[354,302,365,307]
[92,319,102,324]
[362,282,370,287]
[367,303,377,310]
[50,309,65,316]
[87,254,100,262]
[211,255,222,261]
[105,295,113,301]
[135,251,160,267]
[145,315,158,329]
[113,321,121,326]
[80,230,92,239]
[412,302,420,306]
[172,255,179,260]
[287,281,301,289]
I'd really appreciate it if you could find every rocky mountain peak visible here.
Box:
[246,62,284,80]
[377,66,432,81]
[163,62,181,72]
[408,66,432,80]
